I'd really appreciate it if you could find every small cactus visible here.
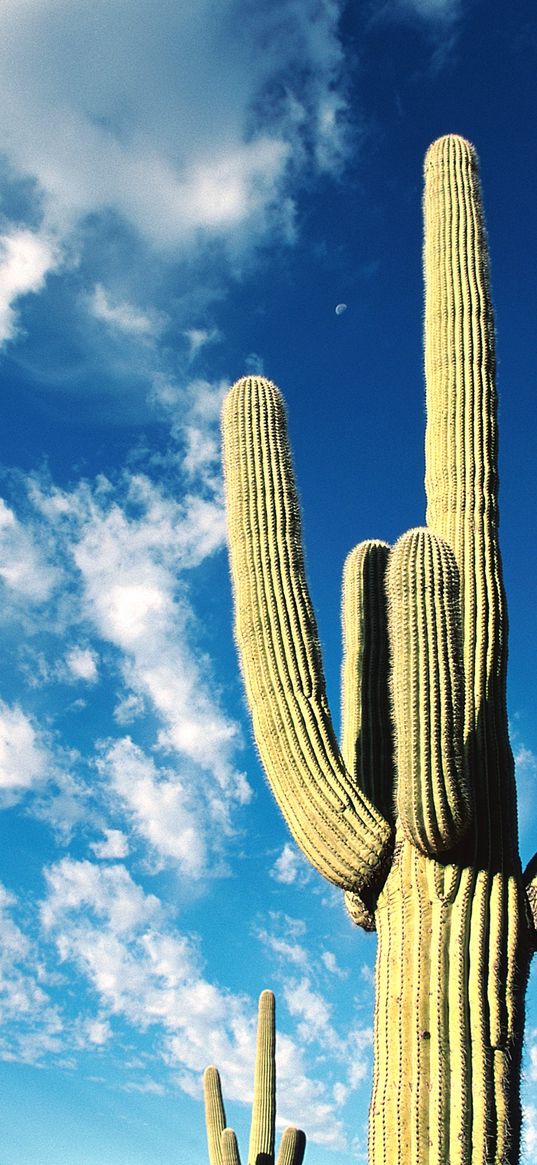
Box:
[222,136,537,1164]
[203,990,306,1165]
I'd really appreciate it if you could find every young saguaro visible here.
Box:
[221,136,537,1165]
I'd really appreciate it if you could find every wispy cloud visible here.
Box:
[0,498,58,603]
[0,443,248,873]
[0,885,64,1064]
[0,228,60,345]
[270,842,311,886]
[89,284,165,338]
[0,702,50,805]
[380,0,462,22]
[0,0,351,360]
[97,738,210,878]
[523,1103,537,1164]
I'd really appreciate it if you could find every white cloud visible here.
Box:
[270,842,309,885]
[90,829,129,860]
[90,284,165,337]
[0,703,49,803]
[0,228,59,345]
[406,0,460,16]
[0,498,58,602]
[64,473,248,806]
[0,1,349,258]
[321,950,348,979]
[0,421,247,869]
[98,737,208,877]
[76,1015,112,1048]
[283,976,372,1102]
[284,977,338,1049]
[65,646,99,683]
[41,859,162,937]
[184,328,220,362]
[515,745,537,775]
[0,885,64,1063]
[257,928,308,967]
[512,737,537,865]
[113,692,145,725]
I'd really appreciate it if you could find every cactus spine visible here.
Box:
[222,135,537,1165]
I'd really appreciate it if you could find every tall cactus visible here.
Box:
[222,135,537,1164]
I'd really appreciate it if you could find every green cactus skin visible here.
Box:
[222,1130,241,1165]
[204,1065,227,1165]
[222,135,537,1165]
[203,991,306,1165]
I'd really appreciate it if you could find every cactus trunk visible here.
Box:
[372,849,530,1165]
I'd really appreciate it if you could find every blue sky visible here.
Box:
[0,2,536,1163]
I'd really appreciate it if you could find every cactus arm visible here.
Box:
[204,1066,226,1165]
[341,540,394,823]
[247,989,275,1165]
[223,376,392,893]
[276,1128,306,1165]
[386,527,470,854]
[423,134,518,869]
[222,1130,241,1165]
[344,887,376,931]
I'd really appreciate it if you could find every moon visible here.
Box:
[335,303,347,315]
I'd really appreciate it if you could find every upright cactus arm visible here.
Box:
[221,1130,241,1165]
[204,1065,227,1165]
[341,540,394,823]
[424,134,518,868]
[340,539,394,931]
[223,378,393,894]
[248,987,275,1164]
[387,527,470,855]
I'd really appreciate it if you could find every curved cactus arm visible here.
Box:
[223,376,393,894]
[204,1066,227,1165]
[344,887,376,932]
[276,1128,306,1165]
[341,540,394,824]
[386,527,470,855]
[423,134,518,869]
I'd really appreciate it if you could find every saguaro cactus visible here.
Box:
[222,135,537,1164]
[204,990,306,1165]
